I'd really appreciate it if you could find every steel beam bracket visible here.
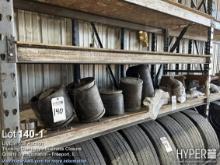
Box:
[6,36,16,62]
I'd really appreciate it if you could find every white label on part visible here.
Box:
[160,137,173,153]
[171,96,177,110]
[51,97,66,123]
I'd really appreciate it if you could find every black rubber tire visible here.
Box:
[63,140,106,165]
[209,101,220,139]
[120,125,160,165]
[170,112,205,150]
[182,110,220,151]
[157,115,194,163]
[140,120,180,165]
[95,132,138,165]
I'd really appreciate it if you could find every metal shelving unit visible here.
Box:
[1,0,220,163]
[21,95,207,154]
[0,0,21,163]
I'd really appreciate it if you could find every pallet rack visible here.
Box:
[21,96,207,154]
[1,0,220,163]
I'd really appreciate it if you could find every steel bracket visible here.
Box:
[6,36,16,62]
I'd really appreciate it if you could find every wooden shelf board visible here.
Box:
[16,42,210,64]
[163,0,211,19]
[14,0,210,40]
[210,93,220,102]
[34,0,212,26]
[21,96,206,154]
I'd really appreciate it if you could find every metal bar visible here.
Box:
[207,0,212,15]
[72,19,81,83]
[204,0,213,117]
[169,36,174,46]
[0,0,21,164]
[107,65,119,89]
[197,0,205,10]
[170,24,191,53]
[194,40,204,73]
[175,43,180,75]
[91,23,103,48]
[163,29,169,75]
[187,40,192,75]
[120,28,125,78]
[156,64,163,83]
[204,28,212,117]
[191,0,197,8]
[150,33,156,86]
[90,22,119,89]
[203,2,207,13]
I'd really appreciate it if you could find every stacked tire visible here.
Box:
[49,110,219,165]
[182,110,219,151]
[209,101,220,139]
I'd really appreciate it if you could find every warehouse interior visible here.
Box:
[1,0,220,164]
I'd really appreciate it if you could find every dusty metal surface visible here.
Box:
[0,0,21,164]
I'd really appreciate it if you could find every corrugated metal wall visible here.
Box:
[213,0,220,20]
[212,41,220,75]
[191,40,206,72]
[167,37,206,75]
[16,9,209,107]
[78,21,121,89]
[16,10,126,105]
[16,10,74,106]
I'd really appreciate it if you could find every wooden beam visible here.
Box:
[14,0,210,38]
[210,93,220,102]
[126,0,212,26]
[16,42,210,64]
[13,0,162,33]
[21,96,207,154]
